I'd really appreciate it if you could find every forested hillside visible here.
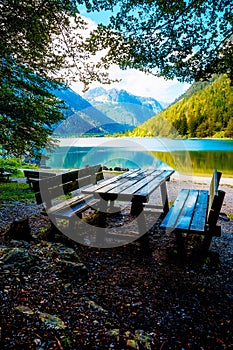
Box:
[130,75,233,138]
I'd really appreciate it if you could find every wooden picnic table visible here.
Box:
[81,168,175,234]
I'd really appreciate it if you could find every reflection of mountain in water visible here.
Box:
[47,146,166,170]
[46,138,233,177]
[151,150,233,176]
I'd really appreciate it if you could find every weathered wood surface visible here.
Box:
[31,165,104,220]
[82,169,174,203]
[160,169,225,254]
[24,169,56,188]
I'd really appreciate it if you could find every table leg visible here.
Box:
[96,199,108,228]
[131,198,144,217]
[131,199,149,251]
[160,181,169,214]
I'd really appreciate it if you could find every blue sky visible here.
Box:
[71,7,191,103]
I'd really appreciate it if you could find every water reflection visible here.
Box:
[45,138,233,177]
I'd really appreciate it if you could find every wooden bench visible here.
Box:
[23,169,57,188]
[32,165,104,230]
[160,169,225,254]
[0,168,11,182]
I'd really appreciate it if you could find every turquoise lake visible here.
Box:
[45,137,233,177]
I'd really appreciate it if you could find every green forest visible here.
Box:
[130,75,233,139]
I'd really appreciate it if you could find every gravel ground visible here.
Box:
[0,174,233,349]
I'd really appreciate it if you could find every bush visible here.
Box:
[0,157,38,176]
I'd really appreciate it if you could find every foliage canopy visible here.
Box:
[1,0,233,159]
[88,0,233,83]
[1,0,92,159]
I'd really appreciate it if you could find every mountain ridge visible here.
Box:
[52,87,126,136]
[83,87,164,128]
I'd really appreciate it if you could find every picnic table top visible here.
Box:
[82,168,174,202]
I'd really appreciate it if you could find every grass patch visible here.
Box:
[0,182,35,202]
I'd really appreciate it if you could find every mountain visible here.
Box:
[83,88,164,129]
[130,74,233,138]
[52,87,127,136]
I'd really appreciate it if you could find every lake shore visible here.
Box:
[172,171,233,186]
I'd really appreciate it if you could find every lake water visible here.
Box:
[45,137,233,177]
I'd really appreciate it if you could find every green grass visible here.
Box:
[0,182,35,202]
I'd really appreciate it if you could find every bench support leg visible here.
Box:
[202,234,213,254]
[175,231,185,256]
[160,181,169,214]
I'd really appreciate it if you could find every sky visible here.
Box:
[70,7,191,104]
[71,65,191,104]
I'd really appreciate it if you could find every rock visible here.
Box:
[38,312,66,329]
[14,305,35,315]
[4,217,34,241]
[58,259,88,280]
[0,246,41,270]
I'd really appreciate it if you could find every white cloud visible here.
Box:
[71,65,190,103]
[106,66,191,102]
[69,16,191,103]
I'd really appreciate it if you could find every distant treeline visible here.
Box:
[130,75,233,139]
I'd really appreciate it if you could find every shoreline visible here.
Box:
[172,172,233,186]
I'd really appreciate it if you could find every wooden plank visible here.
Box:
[82,168,141,194]
[207,189,225,227]
[92,169,157,201]
[98,175,140,194]
[133,170,175,198]
[33,165,103,207]
[208,170,222,217]
[36,165,102,190]
[160,189,190,229]
[190,190,208,232]
[117,169,160,196]
[24,170,56,179]
[175,190,199,230]
[78,165,103,182]
[50,198,99,219]
[46,193,94,214]
[160,181,169,214]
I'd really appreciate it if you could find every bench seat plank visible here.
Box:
[160,169,225,254]
[190,190,208,231]
[160,189,190,229]
[175,190,200,230]
[46,193,94,214]
[49,197,99,219]
[161,189,209,233]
